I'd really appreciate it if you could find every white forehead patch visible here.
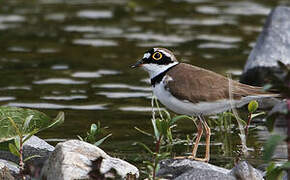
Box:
[143,52,151,59]
[158,49,172,58]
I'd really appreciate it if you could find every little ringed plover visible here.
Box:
[131,47,278,162]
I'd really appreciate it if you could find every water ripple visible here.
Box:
[8,47,30,52]
[198,43,238,49]
[41,95,87,100]
[34,78,88,85]
[0,97,16,101]
[119,106,164,112]
[51,65,69,70]
[73,39,118,47]
[37,48,59,54]
[197,34,241,43]
[196,6,220,14]
[64,25,123,34]
[7,102,107,110]
[0,15,25,22]
[72,69,120,78]
[224,2,270,16]
[97,92,151,98]
[0,86,31,91]
[167,18,236,26]
[125,33,190,43]
[77,10,113,19]
[94,83,151,91]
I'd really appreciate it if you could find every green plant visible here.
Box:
[78,122,112,147]
[245,100,265,137]
[134,97,195,180]
[208,100,264,161]
[0,106,64,179]
[263,61,290,180]
[263,134,290,179]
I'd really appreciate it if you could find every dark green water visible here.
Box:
[0,0,288,171]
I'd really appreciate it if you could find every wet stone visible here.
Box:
[241,6,290,86]
[42,140,139,180]
[0,136,54,167]
[0,161,15,180]
[156,159,236,180]
[230,161,264,180]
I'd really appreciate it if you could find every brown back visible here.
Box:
[165,63,269,103]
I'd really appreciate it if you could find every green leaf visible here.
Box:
[251,112,265,119]
[7,117,21,136]
[77,135,84,141]
[263,84,273,91]
[170,115,192,125]
[161,110,171,121]
[266,167,283,180]
[160,120,169,137]
[263,134,286,163]
[281,162,290,169]
[45,111,65,129]
[236,117,247,126]
[8,143,20,157]
[23,115,34,131]
[248,100,259,113]
[23,128,39,144]
[90,124,97,135]
[14,136,20,150]
[134,127,154,138]
[155,119,162,133]
[24,155,42,162]
[94,133,112,146]
[151,119,160,139]
[0,106,64,143]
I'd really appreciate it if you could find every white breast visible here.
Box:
[152,76,271,116]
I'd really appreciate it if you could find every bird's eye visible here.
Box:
[152,52,162,61]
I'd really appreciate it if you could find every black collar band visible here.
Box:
[151,63,179,87]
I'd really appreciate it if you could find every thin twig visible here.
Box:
[227,74,248,157]
[244,113,252,137]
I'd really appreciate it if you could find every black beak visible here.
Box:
[131,59,144,68]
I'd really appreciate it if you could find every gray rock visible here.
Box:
[42,140,139,180]
[0,135,54,166]
[0,161,15,180]
[0,159,19,177]
[230,161,264,180]
[156,159,236,180]
[240,6,290,86]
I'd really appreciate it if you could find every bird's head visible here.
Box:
[131,47,179,78]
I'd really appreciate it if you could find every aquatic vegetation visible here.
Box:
[263,61,290,179]
[134,97,195,179]
[0,106,64,179]
[77,122,112,147]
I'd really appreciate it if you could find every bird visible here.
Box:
[131,47,278,162]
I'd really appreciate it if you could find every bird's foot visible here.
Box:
[174,156,209,163]
[173,156,187,159]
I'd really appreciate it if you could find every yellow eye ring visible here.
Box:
[152,52,162,60]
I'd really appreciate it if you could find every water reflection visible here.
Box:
[72,70,120,78]
[73,39,118,47]
[7,102,107,110]
[41,95,87,101]
[34,78,88,85]
[77,10,113,19]
[64,25,123,34]
[95,83,151,91]
[97,92,151,99]
[0,97,16,101]
[119,106,164,112]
